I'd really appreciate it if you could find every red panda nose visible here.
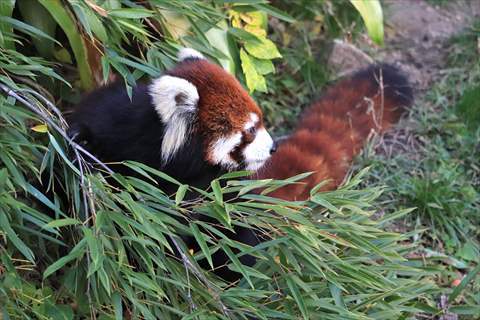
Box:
[270,142,278,154]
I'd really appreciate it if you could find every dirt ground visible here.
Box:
[334,2,480,319]
[329,0,480,90]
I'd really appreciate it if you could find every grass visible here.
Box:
[353,19,480,319]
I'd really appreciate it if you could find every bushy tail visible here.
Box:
[255,64,413,200]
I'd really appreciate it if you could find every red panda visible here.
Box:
[254,64,413,200]
[68,48,277,195]
[67,48,412,282]
[67,48,277,281]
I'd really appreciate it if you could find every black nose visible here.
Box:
[270,141,278,154]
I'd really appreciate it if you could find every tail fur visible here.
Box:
[255,64,413,200]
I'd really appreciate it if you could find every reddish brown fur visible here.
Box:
[254,65,412,200]
[167,59,263,137]
[167,59,265,164]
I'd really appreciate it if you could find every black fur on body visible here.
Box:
[68,82,222,193]
[67,81,259,282]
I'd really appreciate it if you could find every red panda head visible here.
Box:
[149,48,276,171]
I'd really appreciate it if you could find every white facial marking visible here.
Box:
[244,112,259,130]
[149,75,199,163]
[211,133,242,170]
[178,48,205,61]
[243,128,274,171]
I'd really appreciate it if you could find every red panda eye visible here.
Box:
[247,126,256,136]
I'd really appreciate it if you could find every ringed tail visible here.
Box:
[255,64,414,200]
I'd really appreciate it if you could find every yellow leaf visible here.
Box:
[239,12,254,25]
[242,11,267,28]
[244,36,282,60]
[245,24,266,38]
[229,10,242,28]
[159,10,191,40]
[31,124,48,133]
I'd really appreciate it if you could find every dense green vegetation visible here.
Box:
[355,19,480,319]
[0,0,478,319]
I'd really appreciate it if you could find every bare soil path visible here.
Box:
[330,0,480,90]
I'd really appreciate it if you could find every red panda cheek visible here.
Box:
[205,133,242,170]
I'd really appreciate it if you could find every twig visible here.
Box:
[0,84,113,174]
[18,87,68,128]
[11,75,56,106]
[168,235,230,317]
[0,83,102,318]
[2,83,230,315]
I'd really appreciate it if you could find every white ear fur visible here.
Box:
[178,48,205,61]
[149,75,199,163]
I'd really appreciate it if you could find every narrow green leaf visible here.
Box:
[112,292,123,320]
[329,283,346,309]
[449,263,480,302]
[0,209,35,262]
[286,275,308,320]
[190,223,213,269]
[84,228,104,276]
[108,8,154,19]
[222,244,254,289]
[175,184,188,205]
[17,0,57,58]
[48,133,80,176]
[38,0,95,89]
[44,238,87,279]
[211,179,223,205]
[44,218,81,229]
[0,16,58,44]
[251,4,295,23]
[124,161,182,186]
[0,0,16,49]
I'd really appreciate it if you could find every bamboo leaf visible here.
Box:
[108,8,154,19]
[175,184,188,205]
[48,133,80,176]
[211,179,223,205]
[190,223,213,269]
[0,0,16,49]
[0,209,35,262]
[43,218,81,229]
[31,124,48,133]
[43,238,87,279]
[38,0,95,90]
[0,16,58,44]
[222,244,254,289]
[286,275,308,320]
[17,0,57,58]
[112,292,123,320]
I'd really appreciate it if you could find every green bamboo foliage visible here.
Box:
[0,1,439,319]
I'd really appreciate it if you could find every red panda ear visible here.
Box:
[177,48,205,62]
[149,75,199,163]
